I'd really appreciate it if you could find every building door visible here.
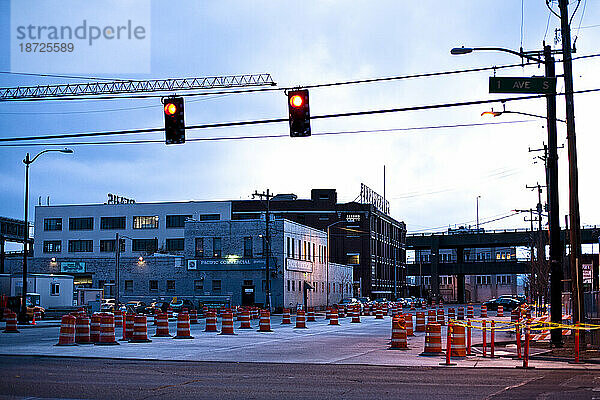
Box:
[242,286,255,306]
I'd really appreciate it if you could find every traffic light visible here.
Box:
[163,97,185,144]
[287,89,310,137]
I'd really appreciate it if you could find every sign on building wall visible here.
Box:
[60,261,86,273]
[286,258,313,272]
[359,183,389,215]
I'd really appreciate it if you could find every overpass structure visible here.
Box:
[406,226,600,302]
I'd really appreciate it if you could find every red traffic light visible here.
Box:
[289,94,304,108]
[164,103,177,116]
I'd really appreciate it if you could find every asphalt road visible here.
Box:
[0,356,599,400]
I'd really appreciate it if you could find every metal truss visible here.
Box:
[0,73,276,100]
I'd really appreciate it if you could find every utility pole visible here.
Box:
[115,232,120,307]
[253,189,274,310]
[558,0,584,325]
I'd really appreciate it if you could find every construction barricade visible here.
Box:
[190,309,199,325]
[281,309,291,324]
[205,312,218,332]
[3,312,19,333]
[56,315,76,346]
[457,307,465,320]
[91,314,101,343]
[427,309,437,325]
[96,314,119,345]
[307,308,316,322]
[75,316,92,344]
[220,312,235,335]
[404,314,414,336]
[420,323,443,356]
[239,310,252,329]
[497,306,504,317]
[450,324,466,358]
[174,312,194,339]
[329,309,339,325]
[129,315,152,343]
[295,310,307,329]
[415,312,426,332]
[153,313,171,337]
[351,307,361,323]
[467,305,474,319]
[437,308,445,326]
[389,316,408,350]
[258,310,272,332]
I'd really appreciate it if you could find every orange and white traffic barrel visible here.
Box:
[3,311,19,333]
[252,308,260,320]
[96,313,119,345]
[153,312,171,337]
[325,308,331,320]
[56,314,76,346]
[281,309,291,324]
[239,310,252,329]
[420,323,443,356]
[167,308,173,320]
[415,312,426,332]
[351,307,361,323]
[32,307,42,324]
[375,307,384,319]
[129,315,152,343]
[220,312,235,335]
[457,307,465,320]
[329,309,339,325]
[189,309,198,325]
[404,314,414,336]
[90,314,101,343]
[258,310,272,332]
[497,305,504,317]
[114,311,123,327]
[511,308,519,323]
[295,310,307,329]
[480,305,487,318]
[339,306,346,318]
[174,312,194,339]
[306,308,316,322]
[427,309,437,325]
[205,312,218,332]
[410,302,416,311]
[121,313,135,341]
[75,315,92,344]
[389,316,408,350]
[448,308,455,321]
[437,308,445,326]
[467,305,474,319]
[450,324,466,358]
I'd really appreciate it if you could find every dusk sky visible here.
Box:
[1,1,599,247]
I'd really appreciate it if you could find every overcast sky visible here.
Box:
[1,1,599,243]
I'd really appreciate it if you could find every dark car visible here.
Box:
[170,299,196,312]
[125,301,147,314]
[484,297,521,311]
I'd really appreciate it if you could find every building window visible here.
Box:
[199,214,220,221]
[299,280,302,291]
[291,281,295,291]
[124,280,133,291]
[166,215,192,228]
[195,238,204,258]
[100,216,126,230]
[51,283,60,296]
[149,280,158,291]
[194,280,203,291]
[287,280,291,291]
[347,253,360,265]
[43,240,61,253]
[212,280,221,291]
[243,280,253,286]
[244,237,253,258]
[166,238,184,252]
[69,217,93,231]
[286,237,291,258]
[100,239,125,253]
[291,238,295,259]
[313,243,316,262]
[213,237,222,258]
[68,240,93,253]
[44,218,62,231]
[132,238,158,253]
[166,280,175,291]
[133,216,159,229]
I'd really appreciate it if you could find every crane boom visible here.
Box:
[0,73,276,101]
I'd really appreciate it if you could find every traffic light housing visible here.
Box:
[287,89,310,137]
[163,97,185,144]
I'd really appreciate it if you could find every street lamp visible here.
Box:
[481,104,566,122]
[452,44,565,347]
[20,148,73,323]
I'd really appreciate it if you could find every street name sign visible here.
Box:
[489,77,556,94]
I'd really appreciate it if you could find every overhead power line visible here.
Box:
[0,120,534,148]
[1,87,598,144]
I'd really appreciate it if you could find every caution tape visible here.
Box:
[447,319,600,331]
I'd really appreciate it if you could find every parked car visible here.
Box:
[125,301,147,314]
[145,301,170,314]
[498,294,526,304]
[169,299,196,312]
[339,297,362,312]
[356,297,371,307]
[372,298,389,305]
[483,297,521,312]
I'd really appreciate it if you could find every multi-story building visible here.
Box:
[232,189,407,299]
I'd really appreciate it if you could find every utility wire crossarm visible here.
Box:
[0,73,276,101]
